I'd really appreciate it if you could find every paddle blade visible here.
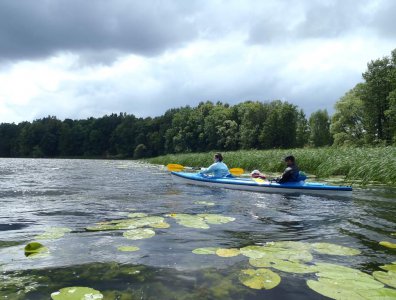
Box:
[230,168,244,176]
[167,164,184,172]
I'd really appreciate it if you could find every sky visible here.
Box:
[0,0,395,123]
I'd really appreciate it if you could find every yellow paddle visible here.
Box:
[166,164,244,176]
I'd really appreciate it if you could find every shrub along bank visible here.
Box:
[147,147,396,185]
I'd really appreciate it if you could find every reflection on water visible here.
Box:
[0,158,395,299]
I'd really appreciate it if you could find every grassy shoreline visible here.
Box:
[146,147,396,186]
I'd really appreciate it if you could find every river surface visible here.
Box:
[0,158,395,299]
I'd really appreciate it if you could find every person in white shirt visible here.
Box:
[199,153,230,178]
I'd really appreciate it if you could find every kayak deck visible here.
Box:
[171,172,352,196]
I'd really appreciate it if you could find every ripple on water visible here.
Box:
[0,158,395,299]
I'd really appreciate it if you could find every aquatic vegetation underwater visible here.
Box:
[1,211,396,299]
[147,146,396,185]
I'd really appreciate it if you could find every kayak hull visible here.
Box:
[171,172,352,196]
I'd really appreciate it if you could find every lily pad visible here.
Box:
[117,246,140,252]
[240,246,269,259]
[192,247,219,255]
[194,201,215,206]
[127,213,148,218]
[24,242,49,258]
[311,242,361,256]
[249,257,277,268]
[51,286,103,299]
[373,271,396,289]
[35,227,72,240]
[307,278,363,299]
[123,228,155,240]
[268,241,311,251]
[197,214,235,224]
[238,268,281,290]
[271,260,317,274]
[86,224,120,231]
[169,214,209,229]
[149,222,170,229]
[240,245,312,262]
[216,248,240,257]
[380,263,396,272]
[379,241,396,249]
[358,288,396,299]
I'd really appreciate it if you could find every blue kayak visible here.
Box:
[171,172,352,196]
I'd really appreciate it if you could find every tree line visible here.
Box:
[0,49,395,159]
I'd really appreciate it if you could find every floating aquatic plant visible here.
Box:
[379,241,396,249]
[123,228,155,240]
[306,262,391,299]
[238,268,281,290]
[192,247,219,255]
[197,214,235,224]
[216,248,240,257]
[380,263,396,272]
[24,242,49,258]
[168,213,235,229]
[128,213,148,218]
[168,214,210,229]
[86,216,166,231]
[270,260,317,274]
[311,242,361,256]
[35,227,72,240]
[372,270,396,289]
[117,246,140,252]
[51,286,103,299]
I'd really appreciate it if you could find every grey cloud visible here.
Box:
[247,0,396,44]
[0,0,199,62]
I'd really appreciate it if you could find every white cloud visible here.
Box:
[0,0,395,123]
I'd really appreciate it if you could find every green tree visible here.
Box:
[309,109,332,147]
[360,50,396,143]
[295,109,310,147]
[331,85,365,146]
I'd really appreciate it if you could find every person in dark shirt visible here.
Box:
[276,155,300,183]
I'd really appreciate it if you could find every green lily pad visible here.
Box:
[197,214,235,224]
[127,213,148,218]
[86,224,120,231]
[192,247,219,255]
[194,201,215,206]
[169,214,210,229]
[249,257,279,268]
[24,242,49,258]
[123,228,155,240]
[379,241,396,249]
[358,288,396,299]
[35,227,72,240]
[267,241,311,251]
[307,278,363,299]
[51,286,103,299]
[313,262,384,290]
[216,248,240,257]
[391,233,396,236]
[240,245,313,262]
[240,246,269,259]
[271,260,317,274]
[312,242,361,256]
[117,246,140,252]
[373,271,396,289]
[238,268,281,290]
[149,222,170,229]
[380,263,396,272]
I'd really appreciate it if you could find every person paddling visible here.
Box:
[199,153,230,178]
[275,155,300,183]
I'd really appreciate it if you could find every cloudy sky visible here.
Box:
[0,0,395,123]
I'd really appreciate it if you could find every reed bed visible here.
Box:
[147,147,396,185]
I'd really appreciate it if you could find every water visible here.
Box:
[0,158,395,299]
